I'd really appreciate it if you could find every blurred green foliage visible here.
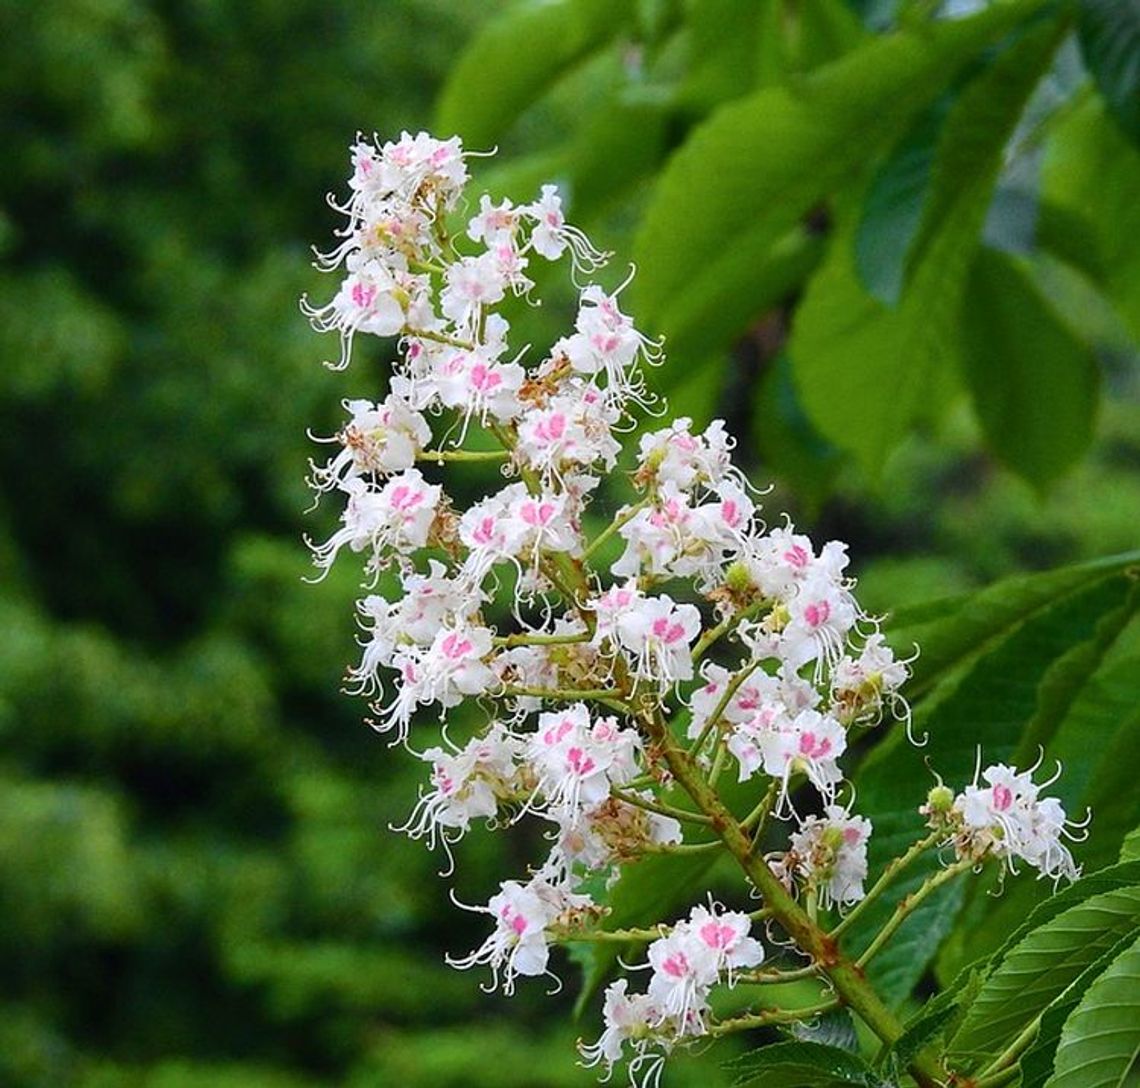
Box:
[439,0,1140,505]
[2,1,1139,1087]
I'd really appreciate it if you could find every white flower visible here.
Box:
[305,469,442,581]
[344,561,483,697]
[832,633,910,725]
[591,581,645,647]
[612,486,701,580]
[554,284,660,409]
[441,251,507,332]
[615,594,702,687]
[613,480,755,583]
[422,624,497,704]
[309,395,432,493]
[515,383,621,479]
[448,876,593,995]
[744,525,849,601]
[397,723,523,865]
[788,805,872,910]
[467,194,520,246]
[756,707,847,803]
[636,417,736,491]
[522,184,608,272]
[526,704,641,817]
[434,348,525,425]
[578,980,665,1082]
[726,697,796,781]
[646,929,716,1029]
[301,261,426,369]
[779,572,859,672]
[372,623,496,742]
[951,762,1082,881]
[644,902,763,1029]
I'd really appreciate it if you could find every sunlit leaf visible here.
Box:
[436,0,636,146]
[790,13,1065,474]
[634,0,1046,329]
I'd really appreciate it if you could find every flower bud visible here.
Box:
[924,784,955,817]
[725,560,754,594]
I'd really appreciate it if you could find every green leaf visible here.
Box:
[1013,563,1140,765]
[751,0,867,88]
[885,996,964,1073]
[633,0,1046,327]
[1067,660,1140,873]
[677,0,764,109]
[1045,932,1140,1087]
[986,861,1140,974]
[884,550,1140,701]
[435,0,635,146]
[922,573,1139,975]
[849,568,1137,1005]
[937,593,1140,976]
[790,12,1065,474]
[950,885,1140,1064]
[1121,824,1140,864]
[654,223,826,367]
[854,96,951,304]
[1035,197,1108,283]
[958,247,1100,491]
[1078,0,1140,147]
[558,96,671,220]
[1041,94,1140,342]
[861,869,967,1008]
[726,1040,884,1087]
[1019,932,1139,1088]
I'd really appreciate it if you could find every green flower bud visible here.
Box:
[926,784,954,815]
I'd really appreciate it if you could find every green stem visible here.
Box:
[404,327,474,350]
[707,998,839,1037]
[829,831,941,939]
[499,685,627,712]
[686,657,764,758]
[737,963,821,984]
[707,739,730,788]
[975,1013,1043,1080]
[741,780,778,833]
[552,924,667,944]
[410,257,449,275]
[492,631,591,649]
[582,498,651,561]
[974,1066,1023,1088]
[418,448,509,464]
[690,600,766,664]
[637,712,948,1088]
[609,787,714,826]
[640,839,723,855]
[855,859,974,969]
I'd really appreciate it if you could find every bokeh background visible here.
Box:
[2,1,1137,1085]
